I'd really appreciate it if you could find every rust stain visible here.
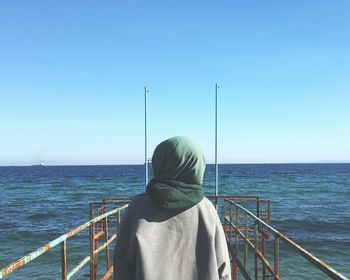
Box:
[101,266,113,280]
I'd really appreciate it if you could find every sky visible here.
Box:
[0,0,349,165]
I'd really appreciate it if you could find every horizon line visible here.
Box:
[1,161,350,167]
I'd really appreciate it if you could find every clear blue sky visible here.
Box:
[1,1,349,165]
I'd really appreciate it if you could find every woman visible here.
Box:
[113,136,231,280]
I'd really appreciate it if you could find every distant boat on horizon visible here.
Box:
[31,163,45,167]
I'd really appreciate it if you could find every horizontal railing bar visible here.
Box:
[94,230,105,240]
[209,195,260,199]
[230,199,272,203]
[91,204,128,224]
[90,201,131,205]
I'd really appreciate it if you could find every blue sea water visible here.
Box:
[0,164,349,279]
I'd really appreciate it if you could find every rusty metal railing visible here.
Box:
[224,198,349,280]
[0,199,130,280]
[1,196,348,279]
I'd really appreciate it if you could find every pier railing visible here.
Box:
[0,196,348,279]
[0,198,131,280]
[224,198,348,280]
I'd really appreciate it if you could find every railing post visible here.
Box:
[224,199,228,239]
[118,208,122,227]
[254,222,259,280]
[262,230,267,280]
[89,204,96,280]
[61,240,67,280]
[104,215,110,270]
[274,236,279,279]
[267,201,271,239]
[229,203,233,245]
[229,202,235,278]
[244,217,248,269]
[233,206,239,280]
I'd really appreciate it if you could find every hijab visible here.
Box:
[146,136,206,211]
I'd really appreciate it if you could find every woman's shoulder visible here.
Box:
[127,193,152,211]
[130,193,148,203]
[196,197,220,219]
[199,197,216,209]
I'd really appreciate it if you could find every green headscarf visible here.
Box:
[146,136,206,211]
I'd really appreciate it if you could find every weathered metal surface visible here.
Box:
[101,266,113,280]
[94,229,105,240]
[274,236,279,278]
[0,244,51,278]
[61,240,67,280]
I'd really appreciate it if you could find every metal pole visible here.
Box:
[144,86,148,189]
[215,83,219,207]
[61,240,67,280]
[89,204,96,280]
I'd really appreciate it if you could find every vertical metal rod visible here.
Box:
[224,200,227,237]
[101,199,110,271]
[103,214,110,270]
[215,83,219,208]
[244,217,248,269]
[94,235,99,278]
[234,206,239,279]
[267,202,271,239]
[89,204,96,280]
[144,86,148,189]
[254,223,259,280]
[61,240,67,280]
[229,203,233,245]
[229,202,234,279]
[262,231,267,280]
[224,200,227,222]
[94,207,102,278]
[117,209,121,227]
[274,236,280,279]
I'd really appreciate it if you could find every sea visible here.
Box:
[0,164,349,279]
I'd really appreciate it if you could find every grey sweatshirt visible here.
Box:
[113,194,231,280]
